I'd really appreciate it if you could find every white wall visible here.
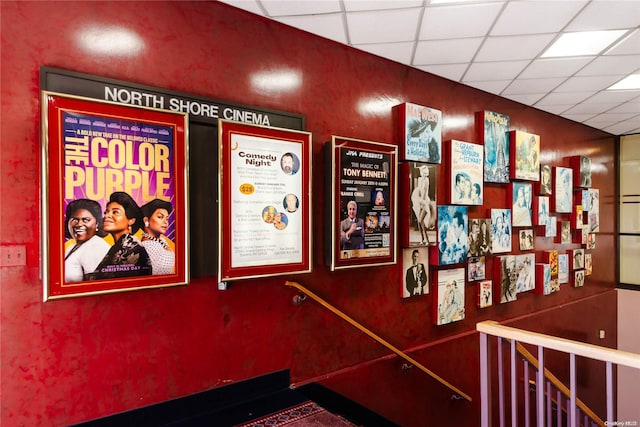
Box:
[617,289,640,421]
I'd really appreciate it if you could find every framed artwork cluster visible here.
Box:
[391,106,599,325]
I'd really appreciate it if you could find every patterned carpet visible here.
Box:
[235,401,359,427]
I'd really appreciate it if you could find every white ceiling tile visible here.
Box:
[605,118,640,135]
[463,79,512,94]
[606,30,640,55]
[414,38,484,64]
[608,97,640,114]
[491,1,586,36]
[588,112,640,123]
[535,104,574,115]
[260,0,341,16]
[222,0,639,134]
[276,13,348,43]
[554,75,625,92]
[535,91,593,105]
[346,8,422,44]
[603,122,640,135]
[566,1,640,31]
[344,1,423,12]
[354,42,415,65]
[416,63,469,81]
[519,57,593,79]
[577,55,640,77]
[475,34,556,62]
[502,93,547,105]
[584,90,640,104]
[561,113,598,122]
[503,78,566,95]
[219,0,264,15]
[419,3,503,40]
[463,60,529,81]
[564,102,620,115]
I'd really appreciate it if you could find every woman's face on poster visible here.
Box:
[68,208,98,243]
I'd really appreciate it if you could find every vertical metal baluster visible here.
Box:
[524,360,530,427]
[537,346,545,427]
[566,396,571,427]
[498,337,505,427]
[607,361,613,424]
[556,390,561,427]
[511,340,517,427]
[480,332,490,427]
[546,381,551,427]
[570,353,576,427]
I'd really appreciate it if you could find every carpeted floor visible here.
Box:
[235,401,360,427]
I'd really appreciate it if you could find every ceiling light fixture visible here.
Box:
[607,74,640,91]
[541,30,628,58]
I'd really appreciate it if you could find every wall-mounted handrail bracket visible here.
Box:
[401,363,413,372]
[292,293,307,306]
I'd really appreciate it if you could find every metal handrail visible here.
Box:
[285,280,472,402]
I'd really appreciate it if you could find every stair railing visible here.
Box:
[478,320,640,427]
[286,280,472,402]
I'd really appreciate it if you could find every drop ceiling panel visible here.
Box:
[490,1,587,35]
[503,77,566,95]
[355,42,415,64]
[344,0,423,12]
[474,34,556,61]
[346,8,421,44]
[576,55,640,76]
[219,0,640,135]
[277,14,348,44]
[519,57,594,79]
[414,38,484,64]
[566,1,640,31]
[419,3,503,40]
[463,60,529,81]
[261,0,342,17]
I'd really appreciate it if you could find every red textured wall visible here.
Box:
[0,2,617,426]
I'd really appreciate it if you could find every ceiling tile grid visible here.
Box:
[220,0,640,135]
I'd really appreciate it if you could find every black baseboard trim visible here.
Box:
[72,370,306,427]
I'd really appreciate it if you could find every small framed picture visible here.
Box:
[553,167,573,213]
[509,130,540,181]
[511,182,533,227]
[468,256,486,281]
[396,102,442,163]
[574,270,585,287]
[490,209,512,254]
[518,229,534,251]
[538,164,552,195]
[477,280,493,308]
[433,267,466,325]
[448,140,483,205]
[399,162,437,247]
[401,247,429,298]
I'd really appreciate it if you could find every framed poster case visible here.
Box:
[218,120,312,282]
[41,91,189,300]
[326,136,397,270]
